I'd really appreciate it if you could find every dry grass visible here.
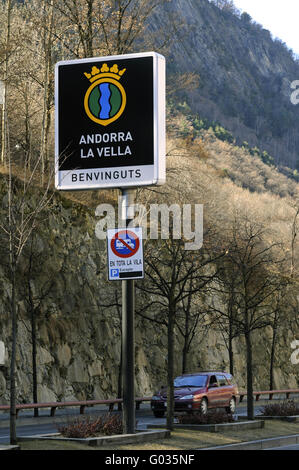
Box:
[0,161,116,210]
[100,420,299,450]
[18,420,299,451]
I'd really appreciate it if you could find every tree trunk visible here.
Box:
[228,288,235,376]
[40,0,54,181]
[245,330,254,420]
[117,342,122,411]
[86,0,94,56]
[182,339,187,374]
[31,304,38,417]
[166,303,175,431]
[182,308,189,374]
[269,321,278,391]
[228,330,234,376]
[291,207,299,277]
[1,0,12,165]
[9,267,17,444]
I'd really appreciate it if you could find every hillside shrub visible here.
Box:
[57,413,123,438]
[261,400,299,417]
[177,410,235,425]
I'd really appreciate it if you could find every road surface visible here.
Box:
[0,401,266,444]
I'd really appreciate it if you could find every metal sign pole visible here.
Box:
[121,188,136,434]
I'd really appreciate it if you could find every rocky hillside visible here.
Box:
[152,0,299,170]
[0,0,298,405]
[0,120,298,404]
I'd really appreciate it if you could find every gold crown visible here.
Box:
[84,63,126,82]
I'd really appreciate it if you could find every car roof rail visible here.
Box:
[181,370,227,375]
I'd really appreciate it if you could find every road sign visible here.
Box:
[107,227,143,280]
[55,52,165,190]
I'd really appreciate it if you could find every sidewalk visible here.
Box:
[200,433,299,450]
[0,445,19,451]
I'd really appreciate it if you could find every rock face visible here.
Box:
[0,183,298,405]
[0,2,298,408]
[152,0,299,169]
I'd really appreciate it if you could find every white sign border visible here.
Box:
[55,51,165,190]
[107,227,144,281]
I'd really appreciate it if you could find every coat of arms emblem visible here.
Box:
[84,63,126,126]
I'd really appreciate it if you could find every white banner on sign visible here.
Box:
[57,164,156,190]
[107,227,143,280]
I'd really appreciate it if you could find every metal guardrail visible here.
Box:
[0,389,298,418]
[238,389,299,402]
[0,397,152,418]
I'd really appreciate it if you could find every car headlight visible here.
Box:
[180,394,194,400]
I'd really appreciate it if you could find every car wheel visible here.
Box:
[226,397,236,414]
[199,398,208,415]
[153,410,165,418]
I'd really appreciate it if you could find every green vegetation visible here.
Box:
[172,101,299,185]
[175,102,235,144]
[170,0,299,171]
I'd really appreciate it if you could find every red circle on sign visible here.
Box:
[111,230,140,258]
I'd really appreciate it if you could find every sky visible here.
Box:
[233,0,299,55]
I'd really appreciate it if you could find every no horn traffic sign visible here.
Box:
[107,227,143,280]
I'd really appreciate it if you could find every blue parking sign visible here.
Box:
[110,268,119,278]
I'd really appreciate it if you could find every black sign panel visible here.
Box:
[55,52,165,190]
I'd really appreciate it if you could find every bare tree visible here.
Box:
[0,143,54,443]
[221,216,286,420]
[210,0,240,15]
[290,204,299,277]
[267,277,294,390]
[138,236,223,430]
[50,0,165,58]
[208,264,242,376]
[39,0,55,179]
[18,234,56,416]
[175,274,209,374]
[0,0,12,165]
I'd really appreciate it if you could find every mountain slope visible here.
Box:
[152,0,299,170]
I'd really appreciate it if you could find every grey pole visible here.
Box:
[120,188,136,434]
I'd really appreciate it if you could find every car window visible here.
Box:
[226,374,236,384]
[216,375,228,386]
[209,375,218,386]
[174,375,208,388]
